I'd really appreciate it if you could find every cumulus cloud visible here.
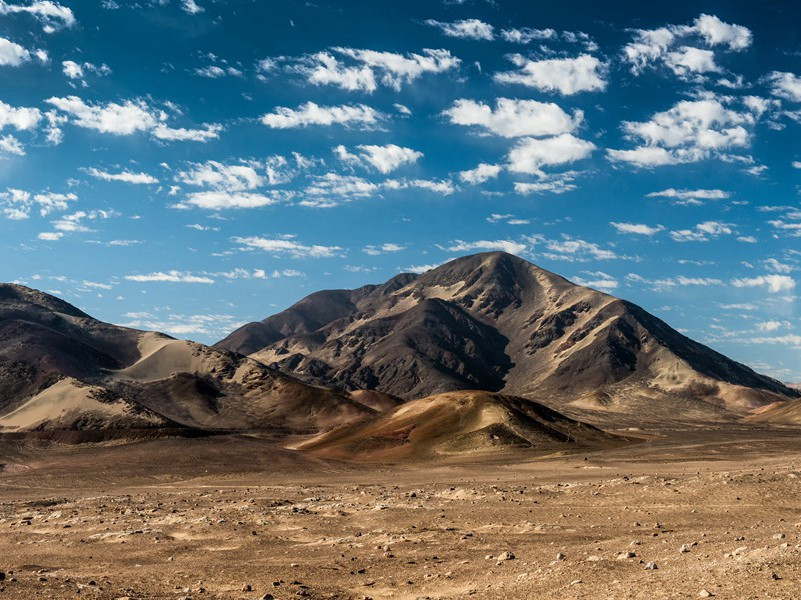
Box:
[610,222,665,235]
[382,178,456,195]
[765,71,801,102]
[445,239,526,255]
[513,171,580,195]
[62,60,111,83]
[424,18,494,41]
[87,167,159,184]
[731,274,796,293]
[0,37,47,67]
[288,48,460,92]
[623,14,751,79]
[126,271,214,284]
[507,134,595,175]
[646,188,730,205]
[178,191,285,210]
[0,0,76,32]
[670,221,733,242]
[261,102,383,129]
[442,98,581,138]
[299,173,379,208]
[233,235,343,258]
[46,96,221,142]
[1,188,77,220]
[571,271,619,290]
[335,143,422,173]
[181,0,203,15]
[363,243,406,255]
[177,161,264,191]
[459,163,502,185]
[529,234,619,261]
[494,54,607,95]
[607,96,763,167]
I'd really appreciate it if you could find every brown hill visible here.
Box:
[0,284,373,434]
[216,252,797,423]
[292,390,628,461]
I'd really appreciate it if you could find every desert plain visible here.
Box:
[2,424,801,600]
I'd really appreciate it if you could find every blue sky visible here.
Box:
[1,0,800,381]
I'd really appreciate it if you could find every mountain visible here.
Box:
[216,252,798,423]
[292,390,627,461]
[0,284,373,434]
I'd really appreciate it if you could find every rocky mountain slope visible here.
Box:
[293,390,627,461]
[217,252,798,422]
[0,284,373,434]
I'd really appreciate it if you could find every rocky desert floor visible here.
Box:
[2,427,801,599]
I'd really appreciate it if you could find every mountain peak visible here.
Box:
[217,251,798,422]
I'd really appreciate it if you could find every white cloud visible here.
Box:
[180,191,284,210]
[290,48,460,92]
[623,14,751,78]
[513,171,580,195]
[233,235,343,258]
[0,100,41,131]
[459,163,501,185]
[0,37,43,67]
[610,222,665,235]
[261,102,383,129]
[757,320,787,332]
[647,188,729,205]
[442,98,581,138]
[151,124,221,142]
[507,134,595,175]
[177,161,263,191]
[194,64,242,78]
[363,243,406,255]
[499,28,556,43]
[0,134,23,155]
[87,167,159,184]
[732,275,796,293]
[181,0,203,15]
[764,258,793,273]
[571,271,619,290]
[301,173,379,207]
[530,235,619,261]
[62,60,111,82]
[1,188,77,219]
[608,96,761,166]
[664,46,719,76]
[445,239,526,255]
[382,178,456,195]
[670,221,733,242]
[125,271,214,284]
[37,231,63,241]
[494,54,607,95]
[335,143,422,173]
[765,71,801,102]
[694,14,752,50]
[46,96,221,142]
[425,18,494,41]
[0,0,76,32]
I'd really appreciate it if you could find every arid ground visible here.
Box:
[2,427,801,599]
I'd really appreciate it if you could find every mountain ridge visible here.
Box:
[216,252,797,422]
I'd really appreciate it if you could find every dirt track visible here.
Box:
[1,428,801,599]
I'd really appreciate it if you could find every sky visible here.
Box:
[1,0,800,381]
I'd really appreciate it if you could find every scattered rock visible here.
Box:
[699,590,714,598]
[496,551,515,563]
[556,552,566,561]
[645,561,658,570]
[617,551,636,560]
